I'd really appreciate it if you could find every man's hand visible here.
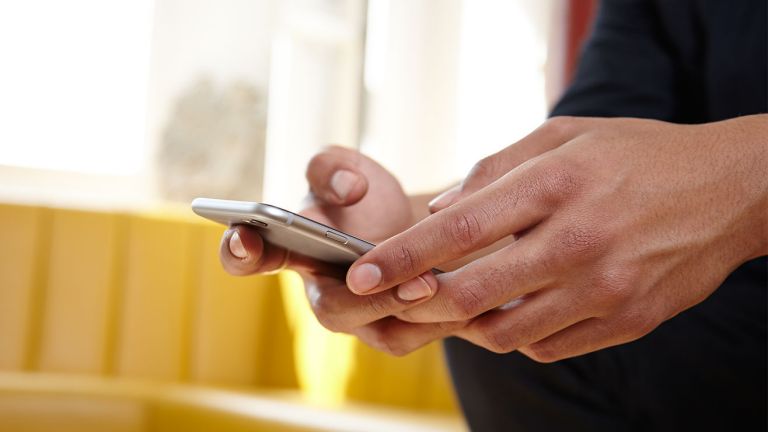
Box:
[345,115,768,361]
[219,146,439,348]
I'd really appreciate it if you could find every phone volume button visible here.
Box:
[248,219,268,228]
[325,231,348,244]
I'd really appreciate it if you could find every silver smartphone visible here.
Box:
[191,197,375,265]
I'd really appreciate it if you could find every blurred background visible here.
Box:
[0,0,592,210]
[0,1,596,431]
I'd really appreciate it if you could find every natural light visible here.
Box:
[0,1,154,175]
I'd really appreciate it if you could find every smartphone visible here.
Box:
[191,197,375,265]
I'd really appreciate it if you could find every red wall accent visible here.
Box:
[565,0,598,83]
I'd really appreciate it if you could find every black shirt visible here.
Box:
[552,0,767,122]
[445,1,767,431]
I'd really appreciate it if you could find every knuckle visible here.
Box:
[531,245,565,277]
[363,294,391,318]
[387,244,420,275]
[556,223,606,258]
[467,156,500,185]
[309,293,346,332]
[437,319,469,334]
[387,343,411,357]
[446,279,486,320]
[543,116,576,136]
[308,289,337,315]
[314,314,344,333]
[535,160,583,202]
[365,329,409,357]
[519,231,564,276]
[524,341,561,363]
[443,211,485,253]
[393,309,415,322]
[474,324,516,354]
[590,268,638,309]
[359,330,388,353]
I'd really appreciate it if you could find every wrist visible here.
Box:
[715,115,768,260]
[739,116,768,259]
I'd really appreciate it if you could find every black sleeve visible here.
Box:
[550,0,688,121]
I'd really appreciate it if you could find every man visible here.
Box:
[220,0,767,430]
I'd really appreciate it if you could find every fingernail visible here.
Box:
[428,186,461,212]
[348,263,382,293]
[330,170,359,201]
[229,231,248,258]
[397,276,432,302]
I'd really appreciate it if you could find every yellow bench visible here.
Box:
[0,203,462,431]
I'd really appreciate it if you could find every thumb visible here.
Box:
[428,116,592,213]
[306,145,369,206]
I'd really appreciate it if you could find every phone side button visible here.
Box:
[248,219,268,228]
[325,231,348,244]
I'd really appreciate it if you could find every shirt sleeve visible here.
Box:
[550,0,686,121]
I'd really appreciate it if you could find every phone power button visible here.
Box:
[325,231,348,244]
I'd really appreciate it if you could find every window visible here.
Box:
[361,0,556,194]
[0,0,558,209]
[0,1,154,206]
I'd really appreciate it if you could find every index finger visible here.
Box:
[346,158,568,294]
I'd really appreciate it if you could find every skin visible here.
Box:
[220,115,768,362]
